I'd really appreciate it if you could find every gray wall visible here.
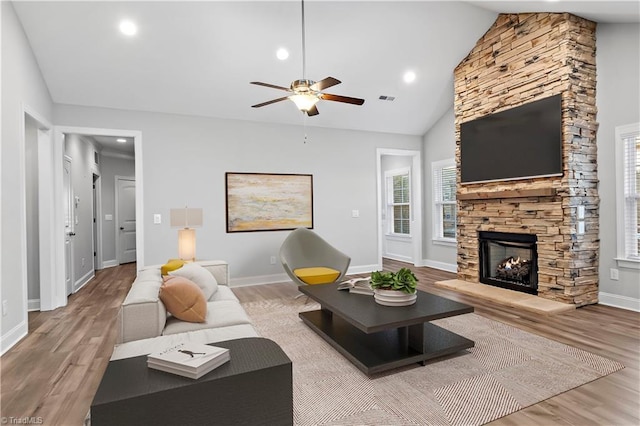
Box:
[595,23,640,306]
[422,107,457,271]
[1,1,53,352]
[99,154,135,265]
[53,104,422,282]
[25,116,40,304]
[64,134,100,290]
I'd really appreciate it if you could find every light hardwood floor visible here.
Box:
[1,260,638,425]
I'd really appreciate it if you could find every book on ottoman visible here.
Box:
[147,342,230,379]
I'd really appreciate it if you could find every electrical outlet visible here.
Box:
[352,210,360,218]
[270,256,276,265]
[2,300,7,316]
[610,268,619,280]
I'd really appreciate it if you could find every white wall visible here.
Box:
[422,107,457,271]
[99,153,135,265]
[53,104,422,283]
[595,23,640,310]
[1,1,54,353]
[64,134,99,291]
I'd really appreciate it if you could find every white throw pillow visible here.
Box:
[169,263,218,299]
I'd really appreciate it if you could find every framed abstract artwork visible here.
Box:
[225,172,314,232]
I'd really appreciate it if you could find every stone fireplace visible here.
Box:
[454,13,599,306]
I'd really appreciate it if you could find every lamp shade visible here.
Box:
[170,208,203,228]
[289,94,319,111]
[178,228,196,261]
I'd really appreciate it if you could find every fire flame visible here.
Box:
[504,257,523,270]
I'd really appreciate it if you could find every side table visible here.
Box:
[91,337,292,425]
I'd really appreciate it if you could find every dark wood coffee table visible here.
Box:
[298,284,474,375]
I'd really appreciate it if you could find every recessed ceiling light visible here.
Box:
[116,138,127,143]
[276,48,289,60]
[403,71,416,84]
[119,20,137,36]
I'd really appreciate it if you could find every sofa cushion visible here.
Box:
[208,286,239,303]
[162,300,252,335]
[110,325,260,361]
[169,263,218,299]
[161,259,185,275]
[160,276,207,323]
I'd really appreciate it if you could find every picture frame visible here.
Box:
[225,172,314,233]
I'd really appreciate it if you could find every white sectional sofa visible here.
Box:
[111,260,258,360]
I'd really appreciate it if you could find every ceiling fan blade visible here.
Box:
[306,105,319,116]
[310,77,341,91]
[252,97,289,108]
[320,93,365,106]
[250,81,292,92]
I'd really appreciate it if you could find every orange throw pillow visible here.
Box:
[160,276,207,323]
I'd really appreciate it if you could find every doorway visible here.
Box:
[376,148,423,268]
[64,155,73,296]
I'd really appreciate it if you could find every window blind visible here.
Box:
[623,135,640,258]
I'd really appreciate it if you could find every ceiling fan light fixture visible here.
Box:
[289,94,319,111]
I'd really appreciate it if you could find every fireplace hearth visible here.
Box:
[479,231,538,295]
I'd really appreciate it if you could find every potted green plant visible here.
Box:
[370,268,418,306]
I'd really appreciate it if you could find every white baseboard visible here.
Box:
[102,260,118,268]
[423,259,457,273]
[598,292,640,312]
[230,272,290,287]
[74,270,95,293]
[28,299,40,311]
[382,253,413,263]
[229,264,381,288]
[1,320,28,355]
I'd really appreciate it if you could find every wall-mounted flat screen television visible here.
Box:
[460,94,563,184]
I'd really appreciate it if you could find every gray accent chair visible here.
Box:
[279,228,351,290]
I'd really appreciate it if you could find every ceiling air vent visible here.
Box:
[378,95,395,101]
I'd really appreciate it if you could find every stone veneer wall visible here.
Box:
[454,13,598,306]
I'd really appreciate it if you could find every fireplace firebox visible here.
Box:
[479,231,538,295]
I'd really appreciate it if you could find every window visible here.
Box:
[433,159,456,244]
[616,123,640,268]
[386,168,411,235]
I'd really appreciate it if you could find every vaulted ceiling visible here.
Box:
[12,1,640,139]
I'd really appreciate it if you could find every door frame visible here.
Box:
[93,173,102,270]
[376,148,423,269]
[115,175,136,265]
[45,126,143,311]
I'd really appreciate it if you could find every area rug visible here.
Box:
[241,298,624,426]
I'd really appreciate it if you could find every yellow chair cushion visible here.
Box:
[161,259,185,276]
[294,267,341,285]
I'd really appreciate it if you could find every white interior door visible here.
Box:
[117,177,136,264]
[63,156,73,296]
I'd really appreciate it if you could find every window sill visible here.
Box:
[385,233,412,241]
[432,238,456,247]
[615,258,640,270]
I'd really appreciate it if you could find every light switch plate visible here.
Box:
[352,210,360,218]
[105,214,113,221]
[154,214,162,224]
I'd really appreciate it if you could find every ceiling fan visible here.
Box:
[250,0,365,117]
